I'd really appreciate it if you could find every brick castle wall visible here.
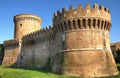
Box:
[2,4,118,77]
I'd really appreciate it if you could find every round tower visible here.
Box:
[13,14,42,40]
[52,4,118,77]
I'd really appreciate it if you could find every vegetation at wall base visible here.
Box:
[0,44,4,64]
[0,64,120,78]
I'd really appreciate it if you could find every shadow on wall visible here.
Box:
[0,44,4,65]
[12,40,51,70]
[0,56,3,64]
[111,42,120,63]
[112,48,120,63]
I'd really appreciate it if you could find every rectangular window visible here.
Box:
[62,33,66,50]
[62,33,65,41]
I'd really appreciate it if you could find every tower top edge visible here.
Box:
[14,14,42,21]
[53,3,111,22]
[55,3,110,13]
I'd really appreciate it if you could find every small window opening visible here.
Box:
[19,23,22,27]
[62,33,65,41]
[21,56,23,59]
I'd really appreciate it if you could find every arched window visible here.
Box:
[68,21,71,30]
[101,20,104,29]
[88,19,91,28]
[82,19,86,28]
[106,22,109,30]
[98,19,100,29]
[104,21,107,30]
[73,20,76,29]
[78,19,81,29]
[93,19,96,28]
[60,23,63,31]
[64,22,67,31]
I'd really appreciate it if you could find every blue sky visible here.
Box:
[0,0,120,44]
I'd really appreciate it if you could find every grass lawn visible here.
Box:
[0,66,79,78]
[0,64,120,78]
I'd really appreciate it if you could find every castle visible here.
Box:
[2,4,118,77]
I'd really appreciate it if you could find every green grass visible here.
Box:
[0,65,120,78]
[0,66,79,78]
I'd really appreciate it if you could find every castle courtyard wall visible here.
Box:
[17,31,63,70]
[18,37,50,68]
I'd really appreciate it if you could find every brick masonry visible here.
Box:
[2,4,118,77]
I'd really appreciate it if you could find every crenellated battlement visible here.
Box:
[53,4,110,21]
[53,4,111,31]
[22,25,53,41]
[22,4,112,41]
[15,4,112,42]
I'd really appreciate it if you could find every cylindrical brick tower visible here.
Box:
[13,14,42,40]
[52,4,118,77]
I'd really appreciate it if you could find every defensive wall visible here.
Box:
[2,4,118,77]
[2,39,19,66]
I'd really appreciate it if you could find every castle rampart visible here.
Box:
[2,4,118,77]
[22,26,53,42]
